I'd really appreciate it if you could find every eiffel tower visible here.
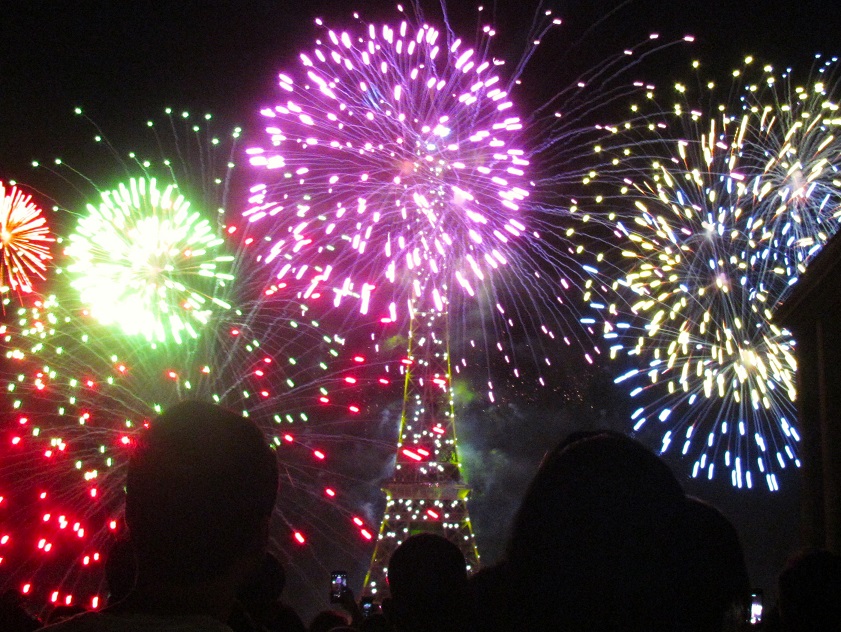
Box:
[362,304,480,599]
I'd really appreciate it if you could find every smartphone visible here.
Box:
[330,570,348,603]
[748,591,763,626]
[360,596,375,618]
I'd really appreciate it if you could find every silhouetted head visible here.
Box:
[506,432,686,631]
[387,532,468,631]
[125,400,278,585]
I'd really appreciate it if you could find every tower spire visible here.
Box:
[363,303,480,598]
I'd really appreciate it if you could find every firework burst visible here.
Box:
[743,55,841,301]
[246,5,686,401]
[246,15,533,317]
[0,110,379,612]
[242,4,698,604]
[0,182,53,294]
[580,56,841,490]
[65,177,235,346]
[602,140,799,491]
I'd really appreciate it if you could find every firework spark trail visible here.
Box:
[238,5,698,604]
[0,294,372,610]
[0,182,54,294]
[579,56,841,490]
[743,55,841,302]
[0,110,381,611]
[0,4,699,610]
[246,6,691,401]
[246,17,533,312]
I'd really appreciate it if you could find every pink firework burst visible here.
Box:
[247,6,693,398]
[246,15,533,319]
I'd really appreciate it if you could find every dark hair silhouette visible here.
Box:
[505,432,686,631]
[387,532,469,632]
[126,400,279,584]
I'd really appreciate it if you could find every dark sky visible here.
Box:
[3,0,841,180]
[2,0,840,619]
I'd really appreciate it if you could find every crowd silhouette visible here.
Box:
[1,402,839,631]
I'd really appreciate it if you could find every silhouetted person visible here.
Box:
[777,548,841,632]
[384,532,470,632]
[44,400,279,631]
[674,497,751,632]
[501,432,687,632]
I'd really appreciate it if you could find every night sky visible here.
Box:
[2,0,841,621]
[4,0,841,180]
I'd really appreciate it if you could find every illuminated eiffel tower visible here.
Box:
[362,304,480,599]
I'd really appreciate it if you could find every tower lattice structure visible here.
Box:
[362,305,480,599]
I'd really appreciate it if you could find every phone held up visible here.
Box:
[330,570,348,604]
[360,596,375,618]
[748,591,763,627]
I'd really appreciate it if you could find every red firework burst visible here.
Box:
[0,183,53,293]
